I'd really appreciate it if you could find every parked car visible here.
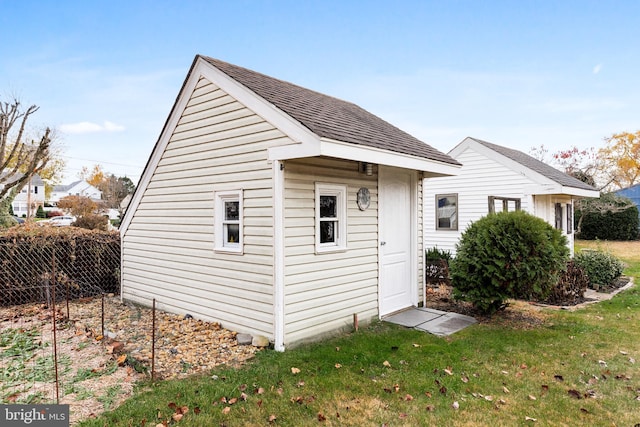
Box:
[41,215,77,226]
[13,216,25,224]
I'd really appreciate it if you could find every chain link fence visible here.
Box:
[0,232,120,307]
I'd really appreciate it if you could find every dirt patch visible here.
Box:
[0,295,261,425]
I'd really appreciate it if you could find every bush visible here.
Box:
[36,205,46,218]
[576,193,639,241]
[541,260,589,305]
[74,214,109,231]
[574,250,625,290]
[450,211,569,314]
[425,247,452,286]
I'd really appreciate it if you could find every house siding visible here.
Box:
[122,76,296,338]
[424,146,535,255]
[282,157,379,345]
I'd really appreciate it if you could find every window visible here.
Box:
[436,194,458,230]
[566,203,573,234]
[488,196,521,214]
[554,203,563,231]
[215,190,243,253]
[315,183,347,252]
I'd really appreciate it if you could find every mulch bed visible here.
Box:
[423,277,632,329]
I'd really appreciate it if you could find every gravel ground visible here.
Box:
[0,295,261,425]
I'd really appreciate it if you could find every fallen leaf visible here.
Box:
[168,402,177,411]
[399,413,408,419]
[502,386,510,394]
[383,360,391,368]
[439,386,447,395]
[444,367,453,376]
[194,407,201,415]
[580,408,591,414]
[630,357,636,364]
[335,347,340,351]
[172,413,183,422]
[335,363,342,369]
[404,394,414,401]
[568,389,582,399]
[525,416,537,422]
[620,350,629,355]
[222,407,231,415]
[452,401,459,410]
[116,354,127,366]
[228,398,237,405]
[528,395,537,401]
[291,367,301,374]
[297,380,305,387]
[498,399,507,405]
[554,375,564,381]
[461,375,469,383]
[412,343,421,348]
[318,413,326,421]
[239,384,247,391]
[501,370,509,375]
[268,414,276,423]
[240,392,248,401]
[484,395,494,401]
[598,360,607,367]
[425,391,432,398]
[426,405,435,411]
[520,363,528,369]
[393,384,400,393]
[256,387,265,395]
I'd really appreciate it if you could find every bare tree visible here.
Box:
[0,98,52,226]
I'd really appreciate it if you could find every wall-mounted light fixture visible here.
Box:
[360,162,374,176]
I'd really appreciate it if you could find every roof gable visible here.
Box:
[455,137,599,193]
[201,56,459,166]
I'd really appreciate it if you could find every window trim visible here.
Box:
[435,193,458,230]
[554,202,563,231]
[566,203,573,234]
[488,196,521,213]
[315,183,347,253]
[214,189,243,254]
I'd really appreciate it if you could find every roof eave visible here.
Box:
[268,137,461,176]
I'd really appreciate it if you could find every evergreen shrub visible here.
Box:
[577,194,639,241]
[574,249,625,290]
[450,211,569,314]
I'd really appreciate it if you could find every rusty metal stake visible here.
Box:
[51,251,60,403]
[101,293,105,342]
[353,313,359,332]
[151,298,156,381]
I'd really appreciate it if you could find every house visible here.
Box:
[424,137,600,257]
[10,174,45,218]
[49,181,102,206]
[120,55,461,350]
[615,184,640,214]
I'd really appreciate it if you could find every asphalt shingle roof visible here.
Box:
[469,137,597,192]
[201,56,460,166]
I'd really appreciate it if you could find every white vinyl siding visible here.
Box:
[122,76,295,338]
[283,157,379,345]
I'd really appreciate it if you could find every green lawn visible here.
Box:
[80,241,640,426]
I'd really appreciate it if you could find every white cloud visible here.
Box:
[60,120,125,134]
[593,64,603,74]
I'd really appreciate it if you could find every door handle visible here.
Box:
[380,241,386,246]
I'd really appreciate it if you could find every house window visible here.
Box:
[315,183,347,252]
[488,196,521,214]
[436,194,458,230]
[566,203,573,234]
[554,203,563,231]
[215,190,243,253]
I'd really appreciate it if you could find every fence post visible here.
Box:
[51,250,60,404]
[151,298,156,382]
[101,293,105,342]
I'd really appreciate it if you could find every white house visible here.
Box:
[424,137,600,257]
[11,174,45,218]
[120,55,461,350]
[49,181,102,206]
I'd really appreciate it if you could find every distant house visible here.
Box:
[615,184,640,214]
[49,181,102,206]
[9,174,46,218]
[424,137,600,256]
[120,55,461,350]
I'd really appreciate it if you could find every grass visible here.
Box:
[79,240,640,427]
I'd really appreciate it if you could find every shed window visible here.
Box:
[215,190,243,253]
[488,196,521,213]
[554,203,563,231]
[315,183,347,253]
[436,194,457,230]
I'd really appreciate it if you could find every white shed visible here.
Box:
[424,137,600,257]
[120,55,461,350]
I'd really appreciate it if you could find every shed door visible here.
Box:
[379,166,414,316]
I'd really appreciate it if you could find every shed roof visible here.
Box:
[468,137,597,192]
[201,56,460,166]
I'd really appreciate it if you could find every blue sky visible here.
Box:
[2,0,639,184]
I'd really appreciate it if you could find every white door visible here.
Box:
[379,166,415,316]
